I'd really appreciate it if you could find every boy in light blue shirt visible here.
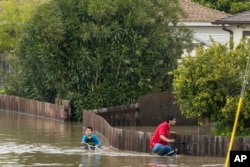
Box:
[81,126,101,149]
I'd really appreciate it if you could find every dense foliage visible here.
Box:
[0,0,48,52]
[4,0,193,121]
[191,0,250,14]
[0,87,4,94]
[0,0,49,86]
[173,40,250,135]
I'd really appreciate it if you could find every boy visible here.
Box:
[81,126,101,149]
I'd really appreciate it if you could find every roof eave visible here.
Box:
[212,21,250,25]
[181,21,226,27]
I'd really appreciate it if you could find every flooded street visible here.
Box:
[0,110,225,167]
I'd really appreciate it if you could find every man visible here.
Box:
[81,126,101,150]
[150,115,176,156]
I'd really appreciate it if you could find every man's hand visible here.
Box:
[168,139,175,143]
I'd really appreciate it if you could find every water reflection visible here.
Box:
[79,154,101,167]
[0,110,225,167]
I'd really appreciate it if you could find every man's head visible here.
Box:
[85,126,93,136]
[166,115,176,126]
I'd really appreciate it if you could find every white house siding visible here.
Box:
[228,24,250,46]
[180,22,230,57]
[184,22,230,45]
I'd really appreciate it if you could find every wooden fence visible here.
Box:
[85,103,140,126]
[83,111,250,157]
[0,95,68,121]
[83,111,151,152]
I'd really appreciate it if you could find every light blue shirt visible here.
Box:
[81,134,101,146]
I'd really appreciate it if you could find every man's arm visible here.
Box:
[159,134,175,143]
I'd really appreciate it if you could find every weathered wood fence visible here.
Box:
[83,111,151,152]
[0,95,69,121]
[83,111,250,157]
[87,103,140,126]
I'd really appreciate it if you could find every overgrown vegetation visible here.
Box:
[0,0,49,89]
[3,0,193,121]
[3,0,249,136]
[173,39,250,136]
[191,0,250,14]
[0,0,49,53]
[0,87,4,94]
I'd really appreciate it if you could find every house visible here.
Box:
[212,11,250,46]
[179,0,231,54]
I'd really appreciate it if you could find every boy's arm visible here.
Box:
[81,135,87,145]
[93,135,101,146]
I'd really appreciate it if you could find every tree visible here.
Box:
[191,0,250,14]
[0,0,49,52]
[173,39,250,135]
[5,0,193,121]
[0,0,49,87]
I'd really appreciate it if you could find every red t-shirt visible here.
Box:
[149,121,170,149]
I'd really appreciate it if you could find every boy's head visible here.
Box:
[85,126,93,136]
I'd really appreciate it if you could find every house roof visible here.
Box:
[212,11,250,24]
[179,0,231,22]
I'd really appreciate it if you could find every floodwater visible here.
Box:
[0,110,225,167]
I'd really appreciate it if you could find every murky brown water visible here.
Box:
[0,110,225,167]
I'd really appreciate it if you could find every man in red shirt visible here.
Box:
[150,115,176,156]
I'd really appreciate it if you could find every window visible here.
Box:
[243,31,250,39]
